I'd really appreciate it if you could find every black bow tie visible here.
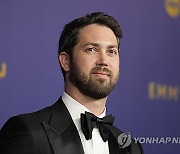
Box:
[81,111,115,142]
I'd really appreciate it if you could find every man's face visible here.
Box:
[69,24,120,99]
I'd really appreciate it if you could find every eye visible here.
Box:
[85,47,98,53]
[108,49,118,55]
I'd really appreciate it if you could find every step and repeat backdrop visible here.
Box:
[1,0,180,153]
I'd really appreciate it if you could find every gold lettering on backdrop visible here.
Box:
[148,81,180,102]
[165,0,180,18]
[168,86,179,101]
[157,84,167,100]
[148,82,156,99]
[0,63,7,78]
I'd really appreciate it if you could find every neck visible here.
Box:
[65,81,107,116]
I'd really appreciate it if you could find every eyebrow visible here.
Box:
[84,43,118,49]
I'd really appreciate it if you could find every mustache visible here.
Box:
[91,66,112,76]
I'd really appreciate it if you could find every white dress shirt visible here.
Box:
[62,92,109,154]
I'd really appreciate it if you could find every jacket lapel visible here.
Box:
[43,98,84,154]
[108,126,132,154]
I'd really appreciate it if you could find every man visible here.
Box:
[0,12,143,154]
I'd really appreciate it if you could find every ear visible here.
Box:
[59,52,70,72]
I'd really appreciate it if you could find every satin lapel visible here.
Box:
[43,98,84,154]
[108,126,132,154]
[108,132,121,154]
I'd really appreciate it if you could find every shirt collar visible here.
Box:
[62,92,106,130]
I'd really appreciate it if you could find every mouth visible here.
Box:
[92,71,110,77]
[91,67,111,79]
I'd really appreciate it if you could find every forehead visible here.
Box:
[77,24,118,46]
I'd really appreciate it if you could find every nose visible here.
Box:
[96,51,109,67]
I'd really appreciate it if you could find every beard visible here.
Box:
[69,60,119,99]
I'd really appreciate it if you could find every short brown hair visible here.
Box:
[58,12,122,78]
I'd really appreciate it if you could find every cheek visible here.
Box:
[75,59,93,75]
[114,66,120,76]
[111,59,120,76]
[78,56,95,69]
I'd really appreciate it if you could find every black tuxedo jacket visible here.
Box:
[0,98,143,154]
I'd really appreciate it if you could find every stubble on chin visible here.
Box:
[69,62,119,99]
